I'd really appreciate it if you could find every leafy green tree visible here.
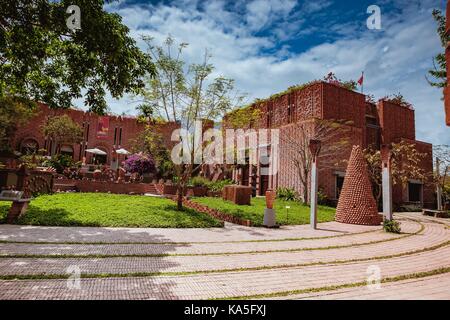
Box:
[130,125,174,179]
[42,114,83,154]
[0,96,38,152]
[139,35,245,210]
[136,103,154,121]
[225,105,262,129]
[427,9,449,90]
[0,0,155,114]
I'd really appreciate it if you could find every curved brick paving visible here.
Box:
[0,221,380,243]
[0,220,419,256]
[0,213,448,299]
[275,274,450,300]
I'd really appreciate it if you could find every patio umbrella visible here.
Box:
[85,148,107,155]
[115,148,130,155]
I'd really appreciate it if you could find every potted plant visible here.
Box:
[188,176,209,197]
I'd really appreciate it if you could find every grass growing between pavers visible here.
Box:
[0,238,447,281]
[0,193,223,228]
[192,197,335,226]
[0,219,424,259]
[218,267,450,300]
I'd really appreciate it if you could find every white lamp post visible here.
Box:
[381,144,393,221]
[309,139,321,229]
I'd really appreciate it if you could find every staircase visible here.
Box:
[53,182,78,192]
[145,183,159,195]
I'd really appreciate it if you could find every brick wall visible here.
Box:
[225,81,434,208]
[322,82,366,128]
[377,100,415,144]
[12,103,177,164]
[53,179,157,195]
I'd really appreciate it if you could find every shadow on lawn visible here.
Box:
[16,207,104,227]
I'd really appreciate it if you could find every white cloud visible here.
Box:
[81,0,449,145]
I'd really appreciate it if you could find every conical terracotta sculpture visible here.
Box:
[335,145,382,226]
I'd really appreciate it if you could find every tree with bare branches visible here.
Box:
[364,140,428,206]
[138,35,245,210]
[280,119,352,204]
[434,145,450,210]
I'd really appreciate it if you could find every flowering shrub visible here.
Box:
[124,153,156,175]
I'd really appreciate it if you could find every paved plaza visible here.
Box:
[0,213,448,300]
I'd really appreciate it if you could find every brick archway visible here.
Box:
[19,137,40,155]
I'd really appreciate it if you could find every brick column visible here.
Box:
[7,202,29,224]
[7,165,31,224]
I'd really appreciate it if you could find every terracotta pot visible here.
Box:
[265,189,275,209]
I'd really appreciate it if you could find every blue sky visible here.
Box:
[75,0,449,145]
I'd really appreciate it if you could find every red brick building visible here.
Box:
[226,81,434,209]
[12,103,178,167]
[10,81,435,209]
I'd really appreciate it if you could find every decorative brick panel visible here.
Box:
[377,100,415,144]
[322,83,365,129]
[335,145,382,226]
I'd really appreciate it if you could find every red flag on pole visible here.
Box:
[357,72,364,86]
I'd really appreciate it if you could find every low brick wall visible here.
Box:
[0,169,54,195]
[155,184,208,197]
[176,197,252,227]
[223,185,252,205]
[54,179,157,195]
[155,183,177,195]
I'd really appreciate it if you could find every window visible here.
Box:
[335,175,345,199]
[60,145,74,159]
[408,182,422,203]
[92,148,107,165]
[118,128,123,145]
[366,116,378,126]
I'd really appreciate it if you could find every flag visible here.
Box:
[357,72,364,86]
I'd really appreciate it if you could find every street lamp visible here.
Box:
[309,139,321,229]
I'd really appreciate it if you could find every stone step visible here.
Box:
[53,184,78,192]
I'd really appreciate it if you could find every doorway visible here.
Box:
[408,182,423,203]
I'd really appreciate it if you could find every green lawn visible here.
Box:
[192,197,336,226]
[0,193,223,228]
